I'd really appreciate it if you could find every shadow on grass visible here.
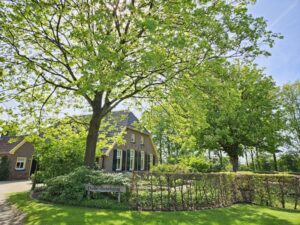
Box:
[8,193,300,225]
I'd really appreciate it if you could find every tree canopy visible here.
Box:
[0,0,279,167]
[142,62,282,171]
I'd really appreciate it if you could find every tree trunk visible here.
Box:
[219,150,223,169]
[273,152,278,171]
[250,149,255,171]
[159,137,163,164]
[84,109,102,168]
[255,147,261,171]
[229,154,239,172]
[245,151,249,167]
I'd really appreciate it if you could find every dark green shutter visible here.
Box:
[112,149,117,171]
[145,153,148,171]
[127,150,130,171]
[137,151,141,171]
[134,151,138,171]
[147,154,151,171]
[122,150,126,171]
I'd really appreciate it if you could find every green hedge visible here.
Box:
[130,172,300,211]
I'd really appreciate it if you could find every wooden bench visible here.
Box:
[84,184,126,203]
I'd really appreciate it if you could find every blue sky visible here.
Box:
[249,0,300,85]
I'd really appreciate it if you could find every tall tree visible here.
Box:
[0,0,279,167]
[281,81,300,152]
[197,64,279,171]
[146,62,280,172]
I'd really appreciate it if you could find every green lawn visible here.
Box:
[8,192,300,225]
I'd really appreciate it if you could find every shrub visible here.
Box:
[40,167,129,203]
[151,164,189,173]
[0,156,10,181]
[35,140,85,180]
[179,156,211,172]
[278,153,300,172]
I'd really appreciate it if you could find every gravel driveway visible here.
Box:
[0,180,31,225]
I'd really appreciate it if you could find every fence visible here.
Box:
[130,172,300,211]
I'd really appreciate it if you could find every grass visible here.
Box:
[8,192,300,225]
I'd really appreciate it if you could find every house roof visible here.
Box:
[100,110,150,154]
[103,110,149,136]
[0,136,25,154]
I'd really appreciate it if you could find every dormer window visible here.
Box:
[141,136,144,145]
[131,133,135,143]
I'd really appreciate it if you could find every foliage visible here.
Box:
[40,167,129,202]
[179,156,211,173]
[144,63,282,172]
[30,119,87,181]
[151,164,189,174]
[0,155,9,181]
[280,81,300,151]
[0,0,280,167]
[278,153,300,172]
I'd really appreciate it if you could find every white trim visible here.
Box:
[129,149,135,171]
[150,154,153,169]
[141,136,144,145]
[15,157,26,170]
[130,133,136,143]
[141,151,145,170]
[116,150,122,171]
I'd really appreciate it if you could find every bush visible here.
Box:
[179,156,211,172]
[35,140,85,180]
[0,156,10,181]
[40,167,129,203]
[278,153,300,172]
[151,164,189,173]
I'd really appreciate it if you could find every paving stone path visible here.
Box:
[0,181,31,225]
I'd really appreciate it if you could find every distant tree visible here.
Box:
[0,0,279,167]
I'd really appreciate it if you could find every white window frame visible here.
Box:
[141,136,144,145]
[116,150,122,171]
[129,149,135,171]
[15,157,26,170]
[141,151,145,170]
[131,133,136,143]
[150,154,153,168]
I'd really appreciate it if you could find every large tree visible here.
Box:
[281,81,300,152]
[144,62,280,172]
[0,0,278,167]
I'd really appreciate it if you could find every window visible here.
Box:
[150,154,153,168]
[116,150,122,171]
[141,151,145,170]
[129,149,135,171]
[130,133,136,143]
[141,136,144,145]
[15,157,26,170]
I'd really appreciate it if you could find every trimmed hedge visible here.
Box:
[130,172,300,211]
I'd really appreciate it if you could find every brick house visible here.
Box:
[0,135,35,180]
[97,111,159,172]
